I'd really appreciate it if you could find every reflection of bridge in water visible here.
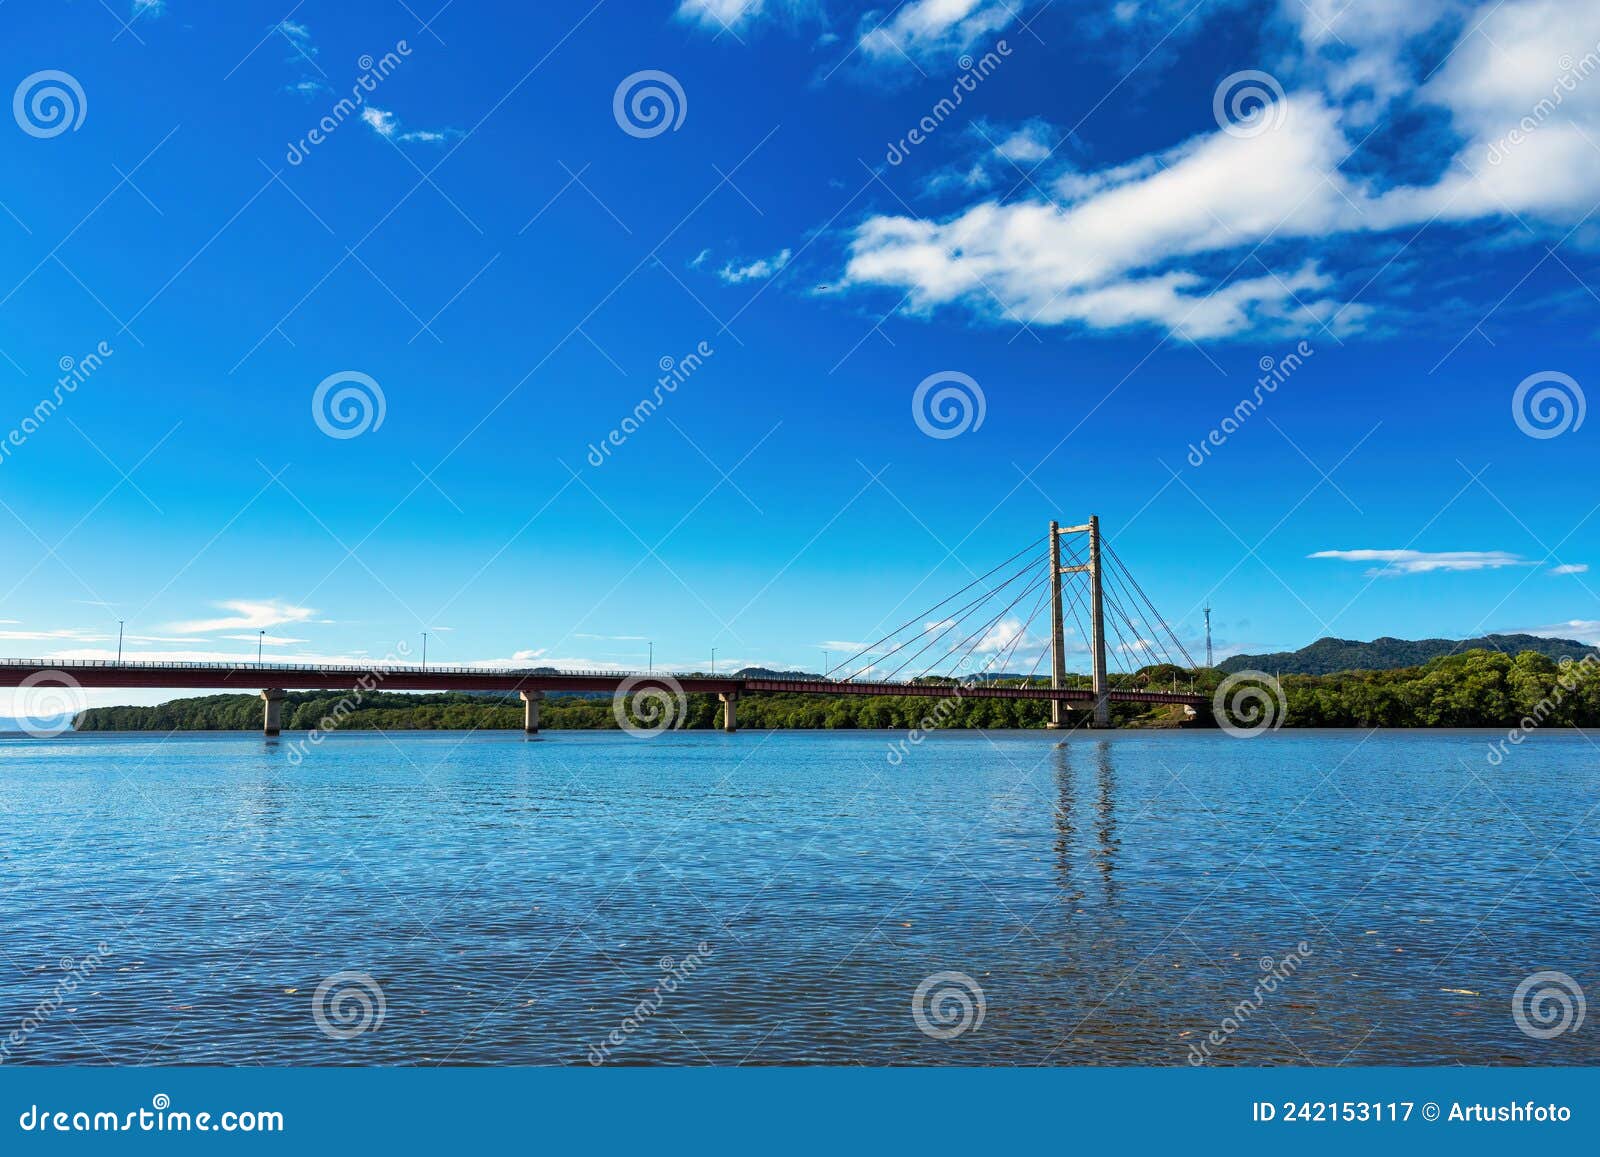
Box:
[0,516,1207,735]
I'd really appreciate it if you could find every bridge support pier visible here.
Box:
[1088,514,1110,729]
[719,692,737,733]
[261,689,285,737]
[1048,519,1067,729]
[520,690,543,734]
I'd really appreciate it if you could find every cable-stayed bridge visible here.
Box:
[0,517,1207,734]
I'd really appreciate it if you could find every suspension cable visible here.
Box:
[826,537,1043,679]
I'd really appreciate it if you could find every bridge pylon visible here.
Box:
[1048,516,1111,729]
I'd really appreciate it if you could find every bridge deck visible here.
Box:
[0,659,1207,706]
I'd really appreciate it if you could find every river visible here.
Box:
[1,728,1593,1065]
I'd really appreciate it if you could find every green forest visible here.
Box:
[70,647,1600,732]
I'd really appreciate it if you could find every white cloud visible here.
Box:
[132,0,166,17]
[718,247,792,283]
[167,599,318,634]
[1550,563,1590,574]
[362,107,399,137]
[859,0,1021,60]
[218,633,310,646]
[843,98,1374,338]
[0,627,115,643]
[361,106,458,144]
[1310,549,1528,575]
[838,0,1600,339]
[991,119,1053,163]
[1521,619,1600,644]
[678,0,769,30]
[277,19,316,58]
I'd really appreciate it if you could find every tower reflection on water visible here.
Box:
[1052,739,1120,910]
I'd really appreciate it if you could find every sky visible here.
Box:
[2,0,1599,708]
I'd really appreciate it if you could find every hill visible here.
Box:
[1219,633,1596,675]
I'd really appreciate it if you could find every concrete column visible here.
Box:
[1089,514,1110,729]
[1048,519,1066,729]
[520,689,544,734]
[261,689,285,737]
[718,691,737,733]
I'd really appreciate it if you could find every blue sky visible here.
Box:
[2,0,1599,706]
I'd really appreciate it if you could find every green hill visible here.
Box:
[1219,633,1596,675]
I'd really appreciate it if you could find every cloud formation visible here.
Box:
[718,248,792,283]
[1309,549,1528,575]
[837,0,1600,339]
[166,599,318,634]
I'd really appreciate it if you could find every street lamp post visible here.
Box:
[422,632,428,668]
[116,620,124,664]
[257,629,264,667]
[648,642,653,673]
[710,647,716,676]
[823,650,829,682]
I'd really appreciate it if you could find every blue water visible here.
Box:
[0,729,1594,1066]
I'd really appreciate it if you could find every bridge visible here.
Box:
[0,517,1208,735]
